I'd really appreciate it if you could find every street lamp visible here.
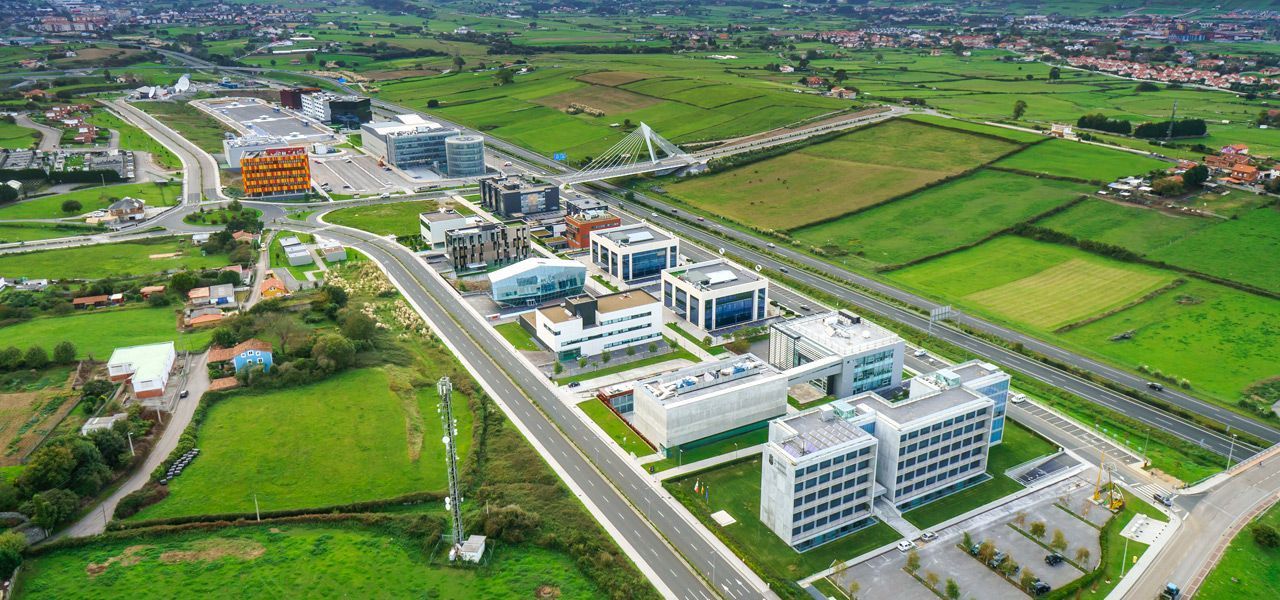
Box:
[127,431,135,457]
[1226,433,1238,469]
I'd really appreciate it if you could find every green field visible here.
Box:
[1038,198,1213,256]
[578,399,654,457]
[0,119,38,149]
[793,170,1091,266]
[132,100,234,155]
[0,181,180,220]
[88,109,182,170]
[664,119,1020,230]
[134,368,472,519]
[1199,500,1280,600]
[902,419,1057,528]
[890,236,1174,331]
[14,523,600,599]
[494,321,539,351]
[0,307,212,359]
[0,237,227,279]
[993,139,1167,182]
[0,223,103,242]
[324,200,439,237]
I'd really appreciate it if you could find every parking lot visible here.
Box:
[201,98,334,143]
[828,472,1102,599]
[311,152,418,196]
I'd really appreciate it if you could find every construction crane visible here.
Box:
[1092,446,1126,511]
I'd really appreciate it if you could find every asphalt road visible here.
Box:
[285,218,763,600]
[110,98,224,203]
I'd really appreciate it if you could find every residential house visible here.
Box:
[1221,143,1249,155]
[319,240,346,262]
[208,338,273,373]
[80,414,127,436]
[802,76,827,88]
[260,274,289,299]
[72,294,111,309]
[108,197,146,222]
[139,285,166,299]
[188,283,235,306]
[184,307,224,328]
[220,265,248,284]
[107,342,176,399]
[232,230,258,244]
[1204,153,1250,171]
[192,232,212,245]
[1229,163,1260,184]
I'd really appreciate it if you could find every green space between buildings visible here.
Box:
[494,321,540,352]
[578,398,654,457]
[556,347,700,385]
[324,199,440,237]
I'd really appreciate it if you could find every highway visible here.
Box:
[108,98,225,204]
[279,216,766,599]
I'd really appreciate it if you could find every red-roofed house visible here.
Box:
[1229,163,1259,183]
[260,275,288,300]
[72,294,110,309]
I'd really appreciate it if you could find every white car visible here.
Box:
[896,540,915,553]
[503,161,513,166]
[913,348,927,357]
[1011,392,1027,404]
[920,531,937,542]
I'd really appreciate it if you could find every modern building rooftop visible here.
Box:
[639,354,777,405]
[596,289,658,313]
[107,342,175,384]
[487,256,582,281]
[597,222,671,245]
[858,384,988,425]
[774,400,874,459]
[420,209,471,222]
[948,361,1002,382]
[666,259,762,292]
[773,311,900,356]
[363,113,449,136]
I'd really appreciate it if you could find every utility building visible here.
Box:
[662,259,768,333]
[768,311,904,399]
[591,223,679,285]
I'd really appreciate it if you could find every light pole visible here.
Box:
[1226,433,1238,469]
[127,431,135,457]
[1119,535,1131,577]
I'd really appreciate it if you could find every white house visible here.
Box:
[107,342,176,399]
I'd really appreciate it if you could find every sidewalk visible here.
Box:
[655,444,763,481]
[874,496,921,540]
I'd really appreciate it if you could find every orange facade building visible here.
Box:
[564,211,621,249]
[241,147,311,198]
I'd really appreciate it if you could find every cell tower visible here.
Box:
[1165,100,1179,141]
[438,377,475,561]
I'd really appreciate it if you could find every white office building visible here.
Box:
[936,360,1011,446]
[107,342,176,399]
[632,354,788,452]
[222,135,305,165]
[419,209,481,249]
[760,399,879,550]
[532,290,662,361]
[662,258,768,333]
[768,311,904,399]
[857,370,996,509]
[591,223,679,285]
[360,114,461,170]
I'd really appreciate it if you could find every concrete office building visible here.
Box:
[361,114,460,169]
[480,175,559,218]
[912,360,1010,446]
[300,93,371,127]
[445,135,486,177]
[444,221,530,273]
[662,259,768,333]
[223,135,298,165]
[565,209,621,249]
[760,400,879,550]
[531,290,662,360]
[487,257,586,307]
[419,209,481,249]
[633,354,788,452]
[591,223,679,285]
[857,372,995,509]
[768,310,904,398]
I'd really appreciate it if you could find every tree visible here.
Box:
[601,351,611,363]
[1253,523,1280,548]
[451,55,465,71]
[1135,81,1160,92]
[1029,521,1046,539]
[16,444,75,495]
[340,310,377,341]
[211,327,238,348]
[553,362,563,375]
[170,271,199,294]
[0,346,19,371]
[427,99,440,108]
[945,578,960,600]
[906,549,921,573]
[1182,164,1209,188]
[494,68,515,85]
[26,488,78,531]
[1013,511,1027,527]
[266,314,309,355]
[1075,546,1092,566]
[1152,177,1184,197]
[0,185,16,204]
[999,558,1020,578]
[1049,66,1061,81]
[61,199,82,213]
[846,579,860,599]
[23,345,48,369]
[978,540,997,564]
[1012,99,1028,120]
[1050,529,1068,552]
[1020,569,1038,591]
[0,531,25,578]
[312,334,355,372]
[924,571,940,590]
[88,427,129,470]
[961,531,973,549]
[834,69,848,83]
[305,52,316,64]
[52,341,76,365]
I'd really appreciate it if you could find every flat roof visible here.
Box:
[363,116,452,137]
[640,354,777,404]
[947,360,1004,382]
[598,223,671,245]
[860,385,990,425]
[596,289,658,313]
[420,209,471,222]
[667,259,762,292]
[773,311,899,357]
[776,405,874,459]
[107,342,174,382]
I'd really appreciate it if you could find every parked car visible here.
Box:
[567,382,581,389]
[1045,553,1064,567]
[919,531,937,542]
[896,540,914,553]
[1011,392,1027,404]
[1031,581,1051,596]
[179,390,189,399]
[988,551,1007,568]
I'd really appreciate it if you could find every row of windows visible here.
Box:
[898,408,990,443]
[899,442,982,471]
[897,420,987,456]
[894,461,981,498]
[793,484,868,509]
[899,430,986,458]
[898,448,983,483]
[792,446,874,478]
[794,473,870,495]
[790,503,871,536]
[793,489,870,523]
[794,459,871,491]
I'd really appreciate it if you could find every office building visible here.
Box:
[487,257,586,307]
[107,342,176,399]
[913,360,1010,446]
[445,135,486,177]
[760,400,879,550]
[480,175,559,217]
[531,290,662,360]
[240,147,311,198]
[564,209,621,249]
[857,372,995,509]
[360,114,460,169]
[223,135,299,165]
[768,310,904,398]
[633,354,788,452]
[419,209,481,249]
[564,196,608,215]
[662,259,768,333]
[445,221,530,273]
[591,223,679,285]
[279,87,320,110]
[300,92,372,128]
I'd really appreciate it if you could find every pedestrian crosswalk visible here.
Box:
[1129,481,1171,501]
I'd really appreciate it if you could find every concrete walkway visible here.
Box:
[874,496,922,539]
[655,444,763,481]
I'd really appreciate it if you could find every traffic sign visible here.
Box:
[553,152,567,161]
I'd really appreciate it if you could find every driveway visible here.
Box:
[55,350,212,539]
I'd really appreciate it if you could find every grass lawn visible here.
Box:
[324,200,439,237]
[183,206,262,226]
[557,347,700,385]
[666,456,900,586]
[1147,206,1280,294]
[269,236,317,281]
[0,307,212,359]
[1198,499,1280,600]
[649,426,769,472]
[792,170,1091,266]
[0,236,227,279]
[901,419,1058,528]
[0,222,103,243]
[889,236,1174,331]
[88,108,182,170]
[1038,198,1213,256]
[578,398,654,456]
[494,321,540,351]
[901,114,1046,143]
[663,119,1019,231]
[13,523,601,599]
[132,100,235,155]
[0,181,180,220]
[0,119,38,149]
[665,322,725,356]
[993,139,1167,182]
[134,368,472,519]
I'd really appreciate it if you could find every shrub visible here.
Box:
[113,482,170,519]
[1253,523,1280,548]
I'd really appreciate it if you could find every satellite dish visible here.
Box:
[718,247,725,255]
